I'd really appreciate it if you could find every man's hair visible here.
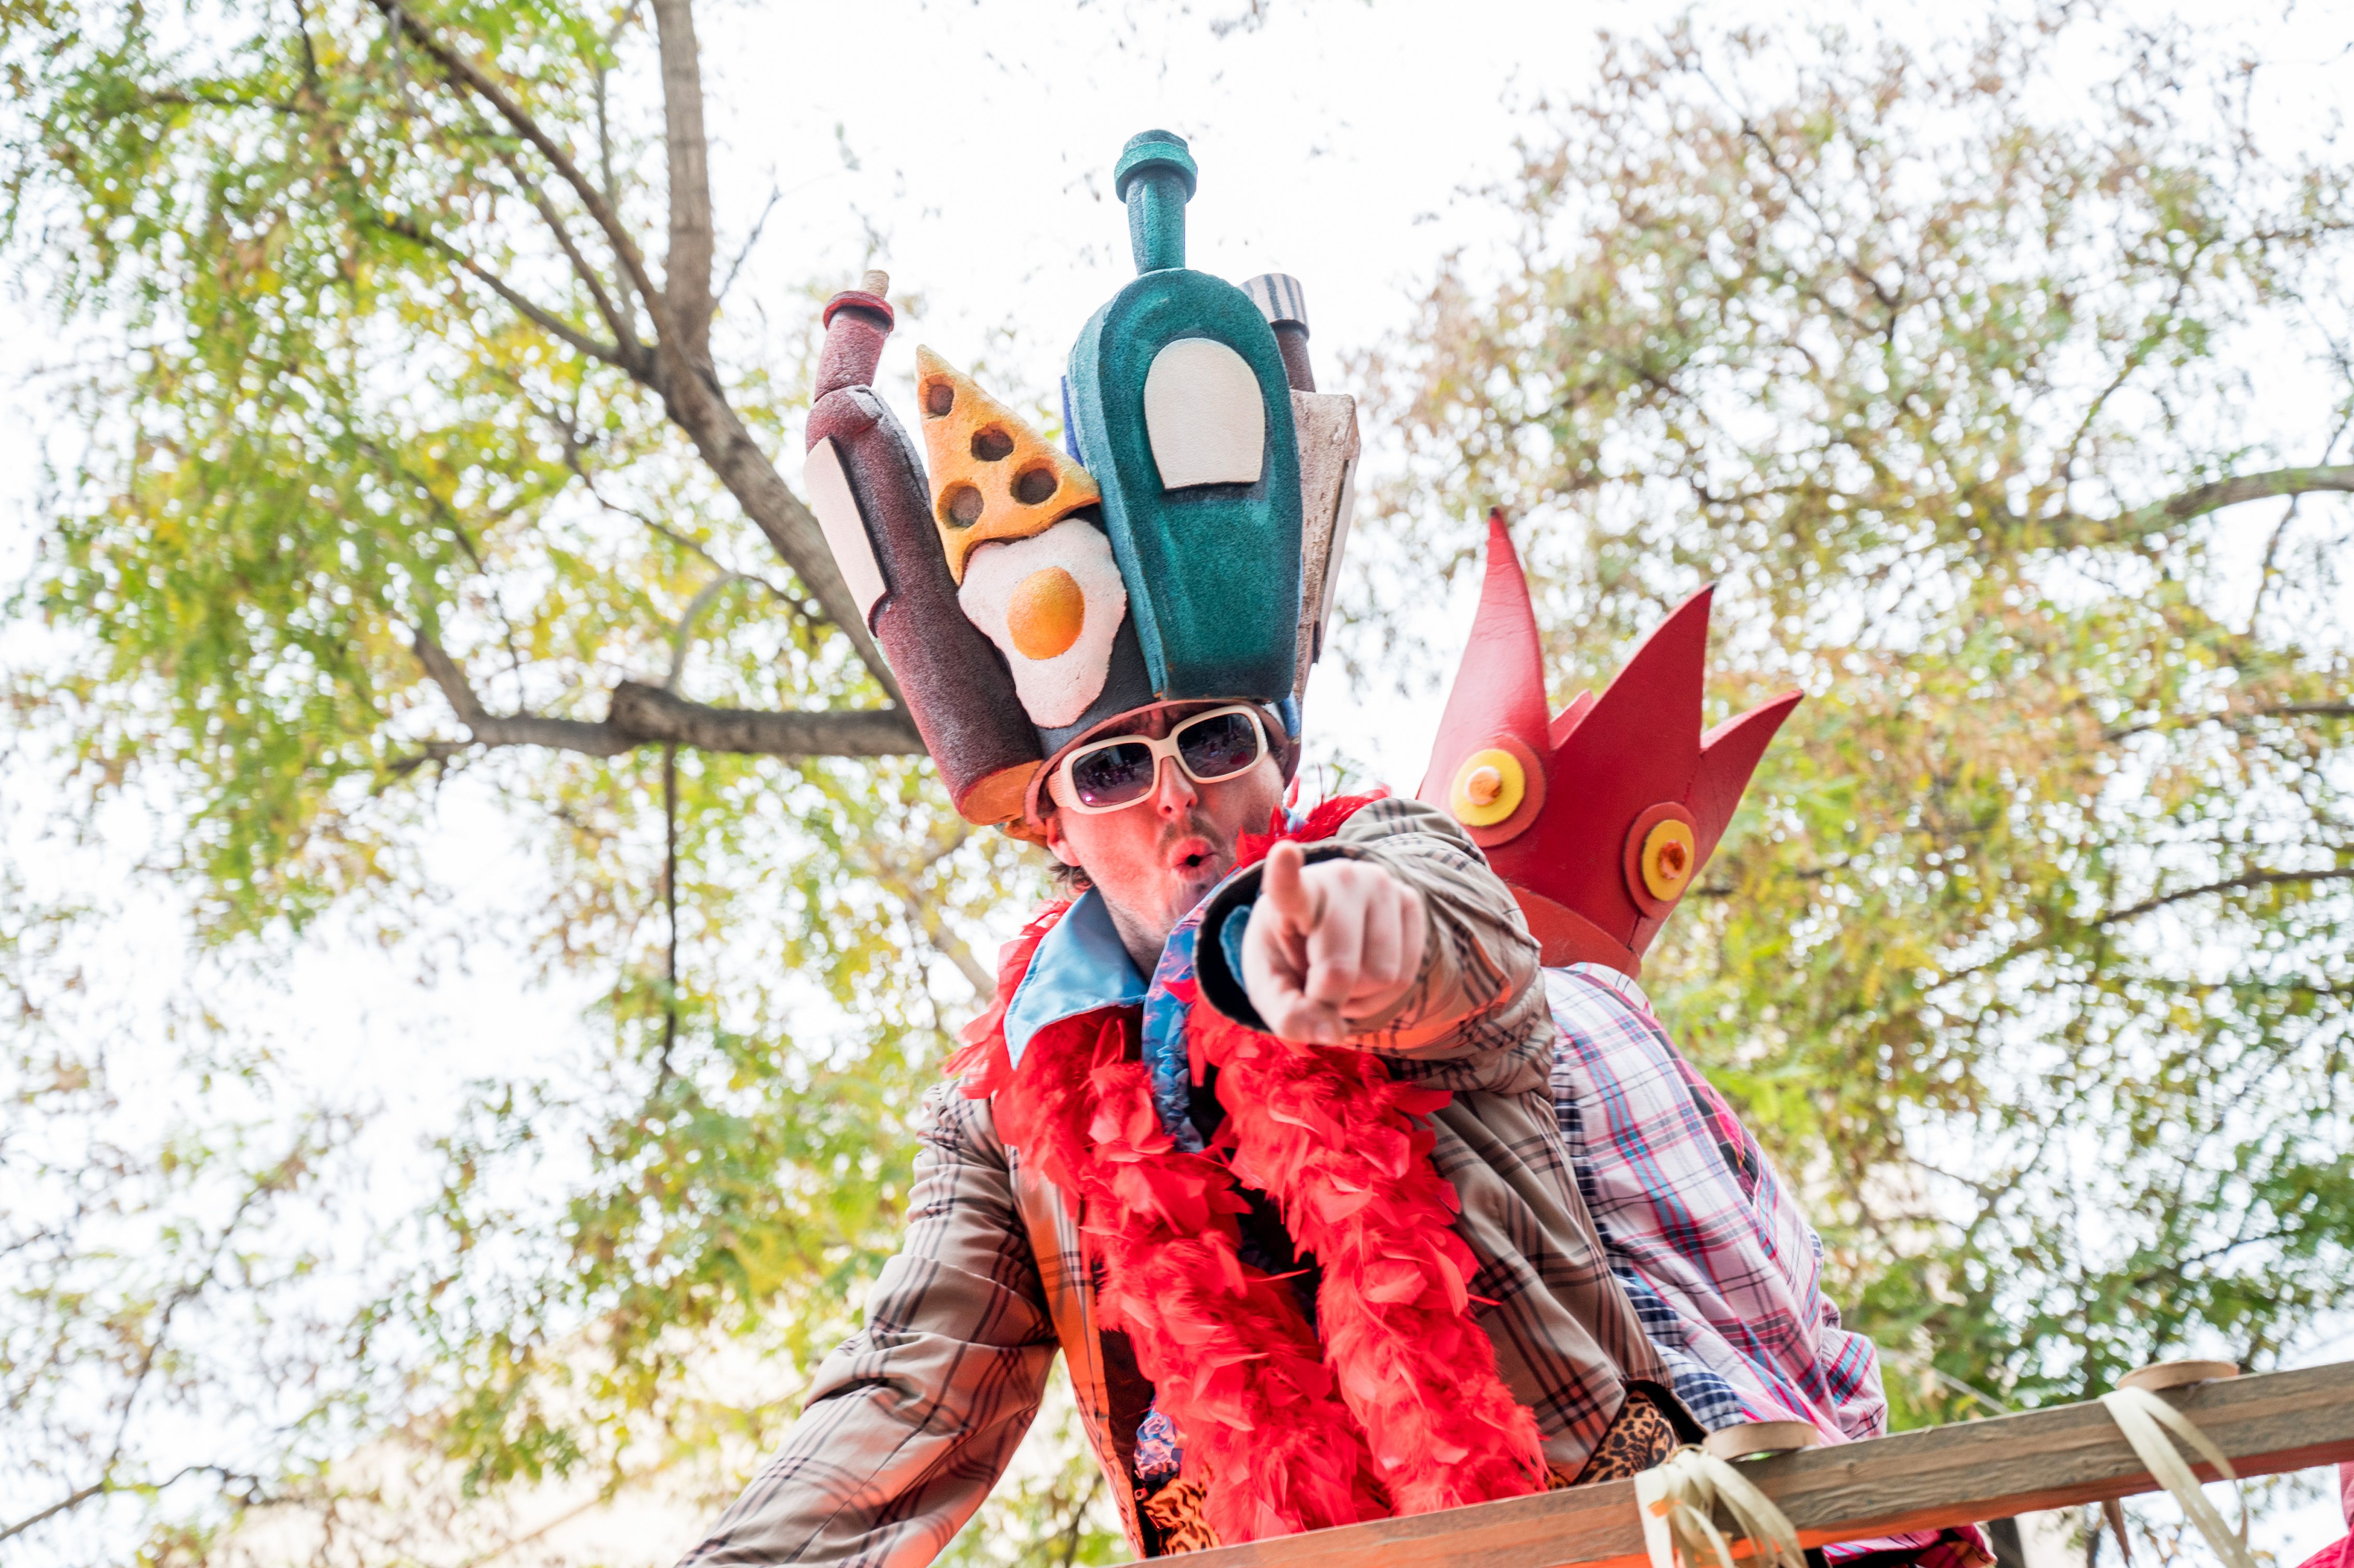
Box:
[1033,804,1094,896]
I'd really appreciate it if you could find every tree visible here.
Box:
[1370,12,2354,1431]
[10,1,2354,1564]
[2,0,1041,1557]
[4,0,935,910]
[2,996,359,1563]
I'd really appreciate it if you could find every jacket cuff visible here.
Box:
[1194,843,1365,1029]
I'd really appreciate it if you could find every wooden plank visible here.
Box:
[1167,1360,2354,1568]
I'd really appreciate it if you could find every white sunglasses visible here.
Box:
[1050,704,1272,814]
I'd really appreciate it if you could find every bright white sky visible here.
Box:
[5,0,2353,1558]
[714,0,1596,413]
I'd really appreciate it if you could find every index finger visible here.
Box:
[1261,839,1317,929]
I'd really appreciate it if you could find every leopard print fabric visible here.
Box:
[1140,1475,1220,1555]
[1556,1388,1680,1487]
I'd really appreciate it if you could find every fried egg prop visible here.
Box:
[957,519,1129,728]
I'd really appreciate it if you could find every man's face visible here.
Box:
[1042,703,1286,958]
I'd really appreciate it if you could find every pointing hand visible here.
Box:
[1239,840,1428,1044]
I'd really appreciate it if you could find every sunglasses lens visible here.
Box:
[1069,741,1159,808]
[1176,711,1262,781]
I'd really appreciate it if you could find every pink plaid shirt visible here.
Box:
[1547,964,1976,1566]
[1546,964,1887,1438]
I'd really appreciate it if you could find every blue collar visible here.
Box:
[1000,874,1247,1155]
[1002,890,1148,1066]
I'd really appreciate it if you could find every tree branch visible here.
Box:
[2099,867,2354,927]
[2103,700,2354,743]
[412,631,631,754]
[410,633,921,760]
[1,1464,271,1546]
[607,681,914,754]
[375,216,625,365]
[665,571,740,689]
[2253,399,2354,631]
[371,1,900,695]
[1734,115,1903,321]
[1929,859,2354,989]
[933,930,998,1003]
[368,0,676,343]
[650,0,714,367]
[488,149,645,368]
[4,1145,316,1544]
[137,87,303,114]
[0,1482,106,1545]
[2055,465,2354,546]
[900,877,997,1002]
[557,444,823,622]
[850,833,999,1002]
[656,384,902,696]
[716,182,782,306]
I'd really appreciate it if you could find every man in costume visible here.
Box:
[675,130,1688,1565]
[1419,514,1988,1568]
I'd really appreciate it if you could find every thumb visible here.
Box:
[1261,839,1314,930]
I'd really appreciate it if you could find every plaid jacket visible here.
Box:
[678,799,1668,1566]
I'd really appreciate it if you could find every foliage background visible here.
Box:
[1367,16,2354,1427]
[3,1,2351,1564]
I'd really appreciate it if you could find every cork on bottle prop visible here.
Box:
[1244,272,1316,394]
[801,269,1044,826]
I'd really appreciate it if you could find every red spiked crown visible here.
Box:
[1416,511,1802,977]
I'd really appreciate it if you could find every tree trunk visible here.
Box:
[641,0,898,697]
[651,0,714,369]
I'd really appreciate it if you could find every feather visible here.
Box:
[967,796,1543,1541]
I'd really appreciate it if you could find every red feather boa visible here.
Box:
[950,798,1545,1542]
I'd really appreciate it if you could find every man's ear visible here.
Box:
[1041,809,1082,869]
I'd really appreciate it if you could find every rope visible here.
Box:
[1631,1370,2253,1568]
[1634,1446,1809,1568]
[2097,1387,2256,1568]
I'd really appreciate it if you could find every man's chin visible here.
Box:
[1166,856,1232,913]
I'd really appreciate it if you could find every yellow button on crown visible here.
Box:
[1449,747,1525,827]
[1639,817,1697,900]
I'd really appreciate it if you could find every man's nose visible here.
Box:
[1152,754,1199,815]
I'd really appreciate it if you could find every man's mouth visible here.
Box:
[1166,836,1221,876]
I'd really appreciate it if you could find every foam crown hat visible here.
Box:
[1416,511,1803,976]
[799,131,1364,831]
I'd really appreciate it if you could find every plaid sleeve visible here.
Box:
[1326,795,1545,1060]
[1808,1233,1891,1442]
[1546,966,1892,1440]
[1672,1061,1887,1440]
[676,1086,1059,1568]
